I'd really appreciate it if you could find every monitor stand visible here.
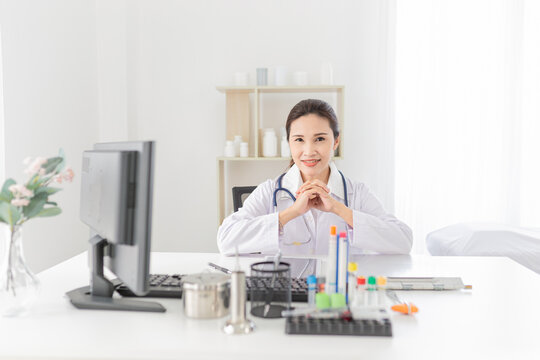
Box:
[66,235,165,312]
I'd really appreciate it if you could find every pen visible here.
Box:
[208,262,232,274]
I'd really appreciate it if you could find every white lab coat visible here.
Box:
[217,162,412,256]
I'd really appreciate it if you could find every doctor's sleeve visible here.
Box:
[217,180,280,256]
[350,183,413,254]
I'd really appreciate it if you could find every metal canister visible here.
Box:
[182,273,230,319]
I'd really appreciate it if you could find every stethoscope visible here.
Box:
[272,170,349,207]
[273,170,349,246]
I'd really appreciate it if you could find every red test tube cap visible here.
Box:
[339,232,347,238]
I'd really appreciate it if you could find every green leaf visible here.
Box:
[1,178,16,201]
[35,187,62,196]
[43,157,63,174]
[1,178,16,193]
[36,207,62,218]
[0,202,22,226]
[0,203,8,223]
[56,149,66,173]
[25,174,42,190]
[45,201,58,206]
[22,192,48,219]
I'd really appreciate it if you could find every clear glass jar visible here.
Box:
[0,225,40,317]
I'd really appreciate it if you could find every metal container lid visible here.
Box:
[182,273,230,291]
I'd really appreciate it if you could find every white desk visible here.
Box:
[2,252,539,360]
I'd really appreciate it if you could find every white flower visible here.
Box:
[8,184,33,198]
[24,157,47,176]
[11,198,30,207]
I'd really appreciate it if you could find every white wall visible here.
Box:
[0,0,99,272]
[0,0,397,270]
[99,0,397,254]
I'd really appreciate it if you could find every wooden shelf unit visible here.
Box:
[216,85,345,224]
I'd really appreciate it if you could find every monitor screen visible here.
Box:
[90,141,155,296]
[80,150,136,246]
[69,141,164,312]
[77,142,154,294]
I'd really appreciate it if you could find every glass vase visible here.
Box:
[0,224,40,317]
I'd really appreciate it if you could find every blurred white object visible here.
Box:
[321,62,334,84]
[233,135,242,157]
[262,129,277,157]
[234,72,248,86]
[280,136,290,157]
[240,142,249,157]
[274,66,287,86]
[426,223,540,274]
[224,141,235,157]
[256,68,268,86]
[292,71,308,86]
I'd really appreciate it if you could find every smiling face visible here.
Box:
[289,113,340,182]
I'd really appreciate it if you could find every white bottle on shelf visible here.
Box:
[262,129,277,157]
[233,135,243,157]
[240,142,249,157]
[224,141,235,157]
[280,136,290,157]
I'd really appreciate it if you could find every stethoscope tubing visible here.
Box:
[272,170,349,207]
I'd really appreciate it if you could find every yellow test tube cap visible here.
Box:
[377,276,387,286]
[348,262,358,272]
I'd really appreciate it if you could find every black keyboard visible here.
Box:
[116,274,309,302]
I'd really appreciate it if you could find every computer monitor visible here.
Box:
[66,141,165,312]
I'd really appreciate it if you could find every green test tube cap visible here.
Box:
[368,276,377,285]
[330,293,346,309]
[316,293,331,309]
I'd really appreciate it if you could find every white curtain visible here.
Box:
[394,0,540,253]
[0,23,5,183]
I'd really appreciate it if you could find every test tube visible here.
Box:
[325,226,338,294]
[307,275,317,306]
[337,232,348,295]
[377,276,387,307]
[367,276,377,306]
[355,276,366,307]
[347,262,358,305]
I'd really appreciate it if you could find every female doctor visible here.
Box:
[217,99,412,256]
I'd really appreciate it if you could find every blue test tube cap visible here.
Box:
[307,275,317,285]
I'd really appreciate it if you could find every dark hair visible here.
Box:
[285,99,340,168]
[286,99,339,141]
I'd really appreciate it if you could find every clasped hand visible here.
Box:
[292,179,337,215]
[279,179,353,228]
